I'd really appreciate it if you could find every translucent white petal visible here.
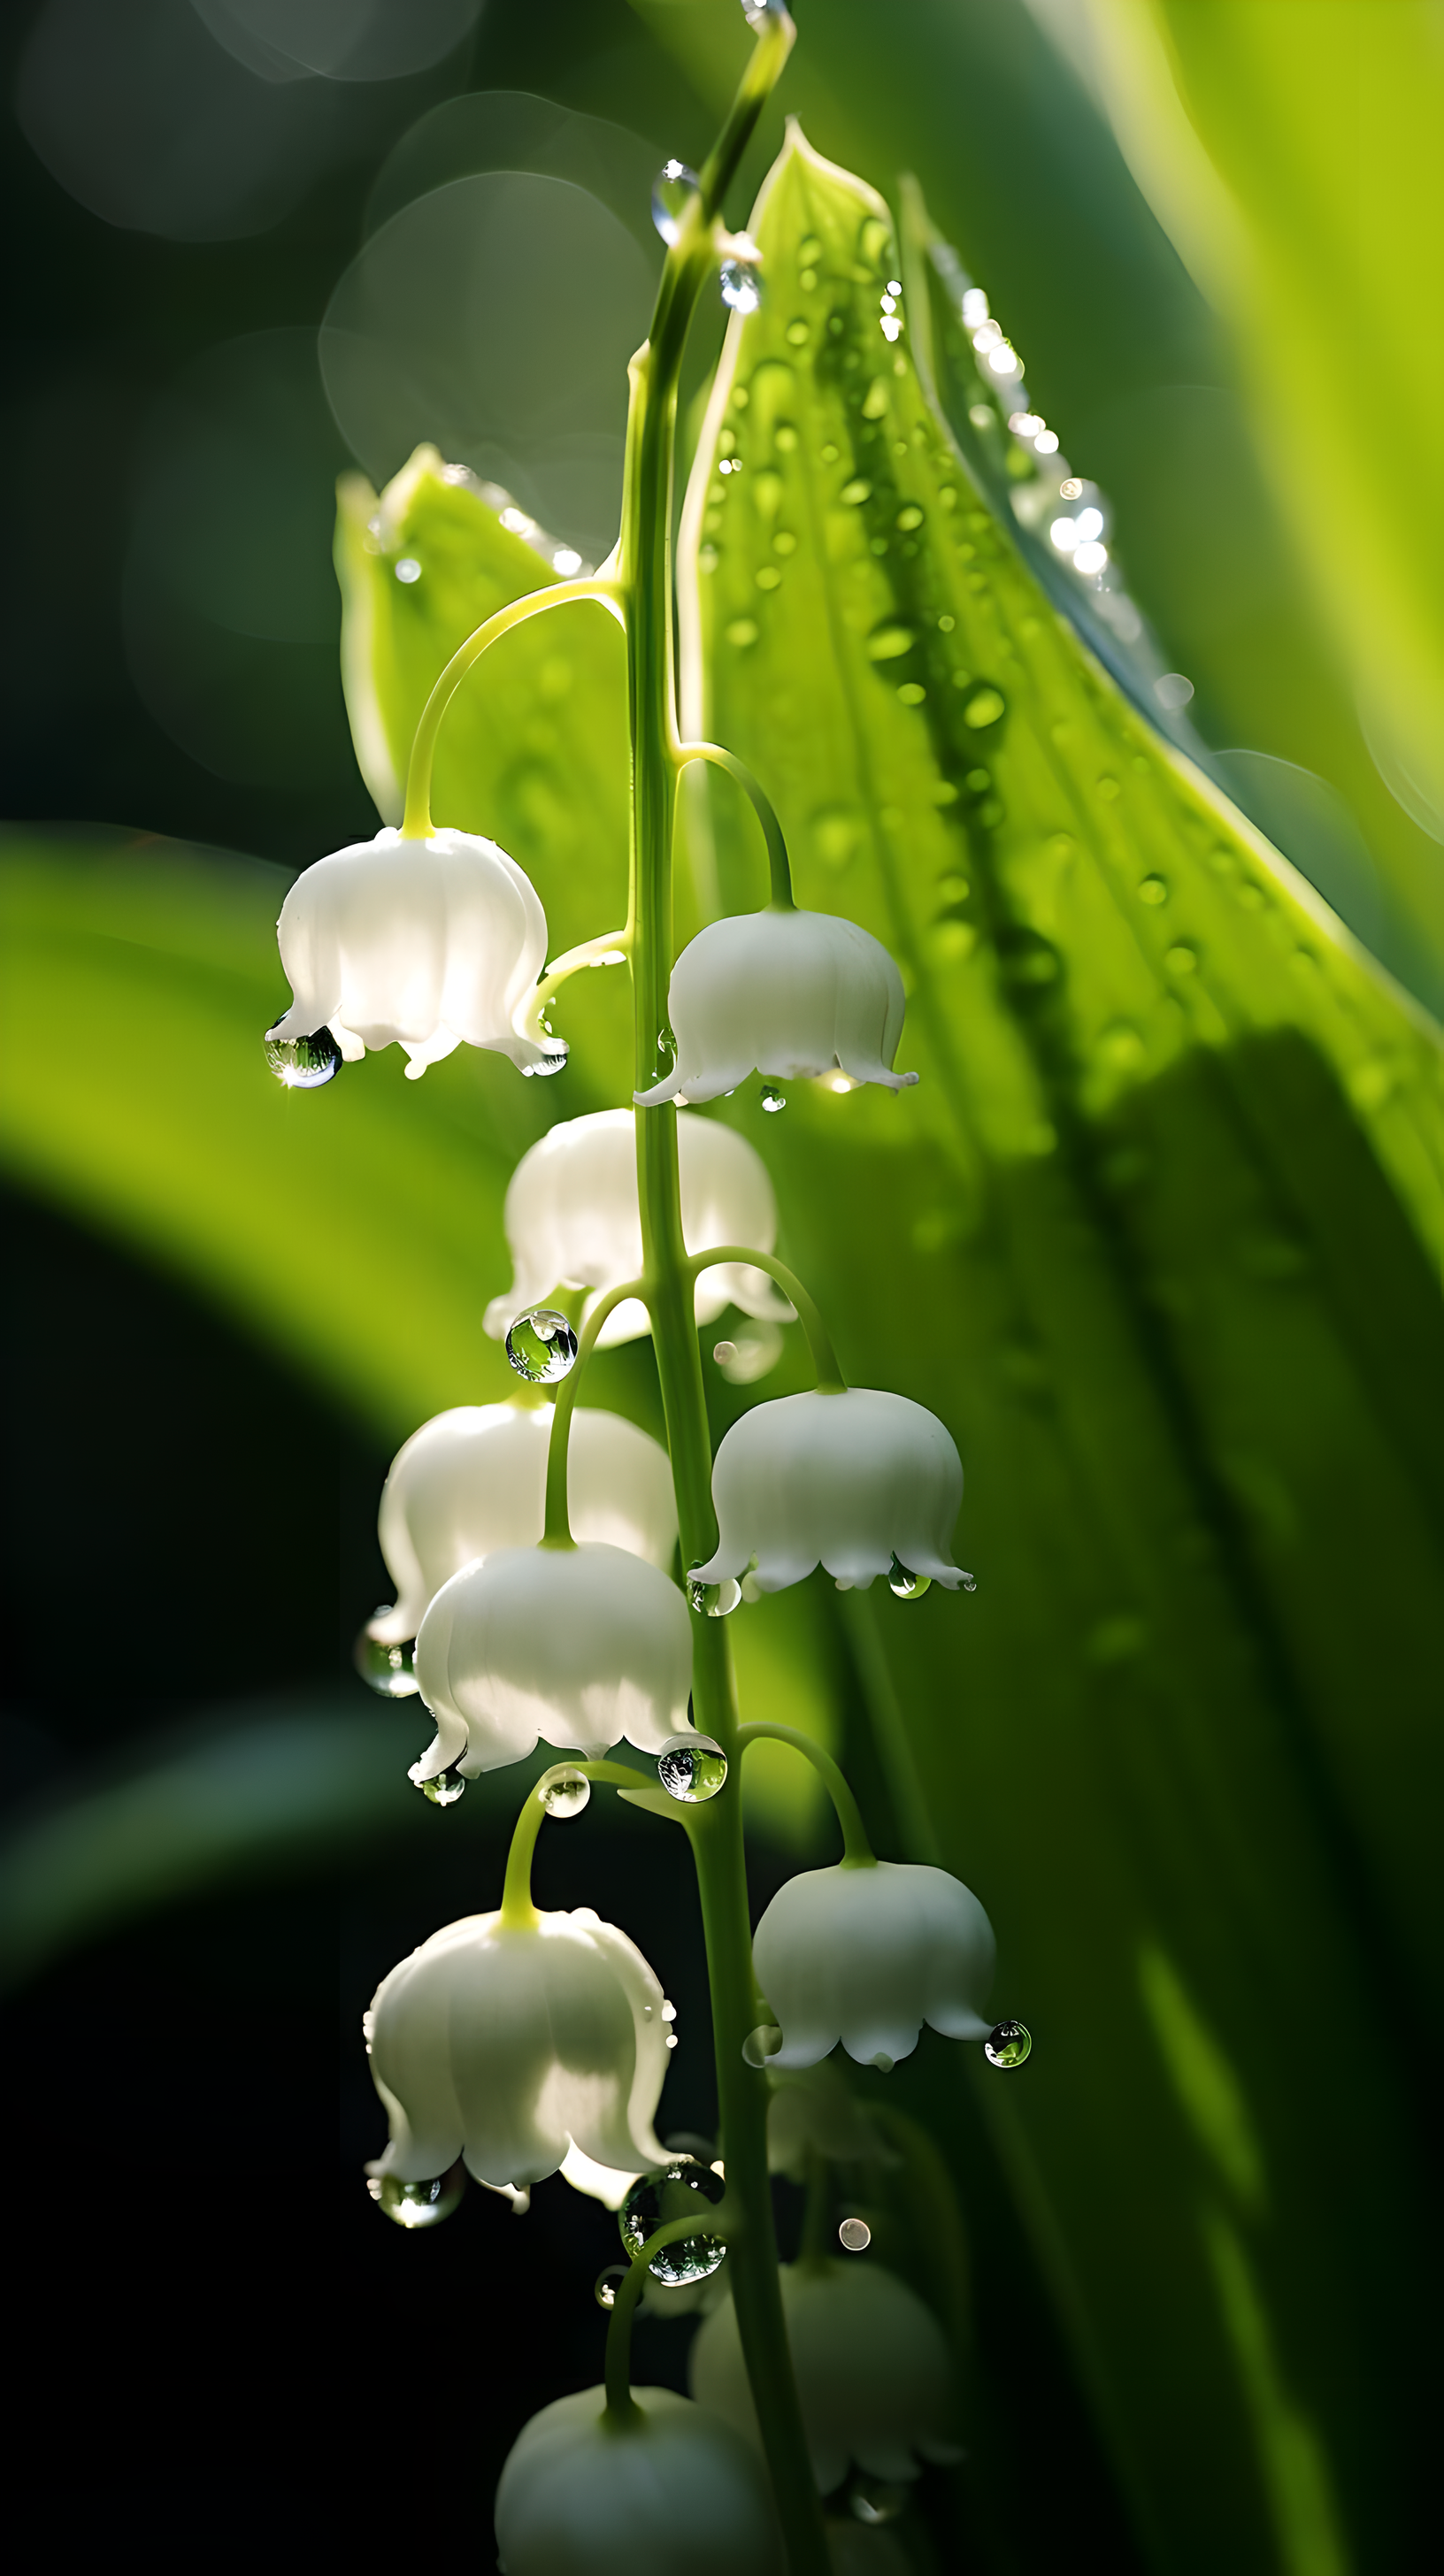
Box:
[752,1863,995,2069]
[483,1108,792,1347]
[369,1403,677,1643]
[268,825,562,1077]
[694,1390,964,1592]
[495,2388,784,2576]
[636,908,917,1108]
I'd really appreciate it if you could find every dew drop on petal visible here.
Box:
[760,1084,787,1112]
[838,2216,872,2252]
[887,1557,932,1601]
[651,158,699,245]
[618,2158,727,2284]
[742,2023,783,2068]
[687,1573,741,1619]
[354,1626,419,1698]
[871,2051,895,2074]
[409,1761,466,1807]
[505,1308,580,1384]
[265,1026,341,1089]
[960,1571,978,1593]
[657,1732,729,1801]
[595,2264,630,2311]
[542,1768,591,1819]
[366,2159,466,2228]
[985,2019,1032,2069]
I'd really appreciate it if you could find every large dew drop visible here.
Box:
[657,1733,728,1802]
[594,2264,630,2311]
[542,1768,591,1819]
[354,1625,419,1698]
[505,1307,579,1384]
[265,1026,341,1090]
[985,2019,1032,2069]
[409,1760,466,1807]
[720,256,763,315]
[618,2158,726,2285]
[838,2216,872,2252]
[687,1572,741,1619]
[887,1557,932,1601]
[651,157,700,245]
[366,2159,465,2229]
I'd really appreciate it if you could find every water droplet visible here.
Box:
[595,2264,630,2311]
[838,2216,872,2252]
[354,1626,419,1698]
[866,623,915,663]
[761,1084,787,1112]
[985,2019,1032,2069]
[542,1768,591,1819]
[840,478,872,506]
[1137,876,1169,907]
[851,2479,909,2526]
[528,1049,567,1079]
[265,1026,341,1090]
[1165,945,1198,978]
[651,158,699,245]
[366,2158,465,2228]
[411,1763,467,1806]
[720,257,763,315]
[726,617,759,648]
[686,1572,742,1619]
[712,1339,738,1366]
[961,685,1006,730]
[960,1571,977,1593]
[657,1732,729,1800]
[871,2051,895,2074]
[786,319,810,348]
[742,2022,783,2068]
[618,2158,726,2284]
[887,1557,932,1601]
[661,2000,677,2021]
[505,1308,580,1384]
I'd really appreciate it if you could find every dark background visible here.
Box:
[0,0,1286,2560]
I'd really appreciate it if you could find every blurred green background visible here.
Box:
[2,3,1439,2567]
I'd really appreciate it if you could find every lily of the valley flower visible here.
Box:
[691,1389,964,1593]
[267,825,564,1080]
[412,1543,694,1777]
[367,1403,678,1647]
[752,1861,995,2070]
[482,1108,791,1347]
[635,909,918,1108]
[495,2387,783,2576]
[690,2259,962,2492]
[365,1906,668,2195]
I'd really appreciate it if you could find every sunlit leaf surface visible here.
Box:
[673,124,1442,2575]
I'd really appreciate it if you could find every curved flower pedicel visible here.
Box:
[412,1543,694,1778]
[365,1905,669,2196]
[635,908,918,1108]
[691,1389,965,1593]
[690,2259,962,2494]
[266,825,565,1080]
[481,1108,791,1347]
[495,2388,784,2576]
[367,1403,678,1647]
[752,1861,995,2070]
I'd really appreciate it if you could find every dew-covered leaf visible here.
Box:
[676,122,1443,2573]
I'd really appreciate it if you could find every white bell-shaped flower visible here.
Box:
[412,1543,694,1778]
[365,1905,668,2193]
[690,2260,962,2493]
[266,824,564,1079]
[482,1108,790,1347]
[635,909,918,1108]
[495,2387,783,2576]
[752,1862,995,2070]
[692,1390,964,1593]
[367,1404,677,1646]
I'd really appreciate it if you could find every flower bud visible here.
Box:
[495,2387,783,2576]
[482,1108,790,1347]
[690,2259,962,2492]
[692,1389,964,1593]
[367,1403,677,1646]
[752,1862,995,2068]
[412,1543,694,1777]
[266,825,563,1080]
[635,909,918,1108]
[365,1905,668,2193]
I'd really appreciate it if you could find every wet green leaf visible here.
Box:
[676,123,1442,2574]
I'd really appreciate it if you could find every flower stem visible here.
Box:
[603,2212,733,2428]
[614,11,823,2565]
[737,1722,875,1865]
[498,1758,648,1928]
[684,1246,846,1391]
[541,1277,649,1545]
[520,928,632,1049]
[400,579,622,841]
[674,741,795,909]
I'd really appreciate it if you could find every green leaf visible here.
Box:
[676,123,1442,2573]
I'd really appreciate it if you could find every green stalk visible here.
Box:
[612,13,826,2569]
[737,1721,875,1866]
[683,1245,845,1392]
